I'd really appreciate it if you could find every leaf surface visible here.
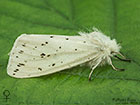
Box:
[0,0,140,105]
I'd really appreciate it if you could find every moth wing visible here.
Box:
[7,34,97,78]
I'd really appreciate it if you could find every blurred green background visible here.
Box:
[0,0,140,105]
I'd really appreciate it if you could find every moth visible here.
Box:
[7,28,131,80]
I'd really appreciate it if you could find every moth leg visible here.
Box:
[89,61,101,81]
[110,59,125,71]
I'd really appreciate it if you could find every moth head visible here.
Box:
[90,30,121,56]
[106,40,131,71]
[99,37,130,67]
[109,39,121,56]
[100,38,121,58]
[107,39,130,62]
[101,40,131,71]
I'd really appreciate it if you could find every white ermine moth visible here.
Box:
[7,28,131,80]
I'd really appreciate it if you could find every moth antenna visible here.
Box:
[117,52,126,59]
[114,55,131,62]
[88,61,101,81]
[110,59,125,71]
[112,52,131,62]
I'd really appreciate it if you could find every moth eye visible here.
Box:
[111,51,114,54]
[110,51,116,56]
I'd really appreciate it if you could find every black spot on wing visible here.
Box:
[50,36,53,38]
[19,63,25,66]
[19,50,24,54]
[22,44,26,47]
[17,63,25,67]
[66,38,69,40]
[40,53,46,58]
[38,68,42,71]
[41,41,49,46]
[17,65,20,67]
[47,54,50,57]
[41,43,45,46]
[52,63,55,66]
[14,69,19,72]
[75,49,77,51]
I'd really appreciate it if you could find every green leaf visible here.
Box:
[0,0,140,105]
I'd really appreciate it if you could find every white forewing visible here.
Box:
[7,34,98,78]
